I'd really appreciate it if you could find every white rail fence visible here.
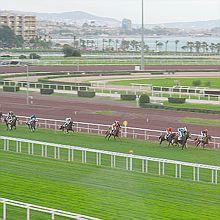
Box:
[6,114,220,149]
[0,198,100,220]
[0,136,219,184]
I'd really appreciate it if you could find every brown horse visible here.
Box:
[171,131,191,150]
[194,135,212,149]
[59,121,74,133]
[105,126,121,140]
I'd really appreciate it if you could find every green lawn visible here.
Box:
[111,77,220,89]
[0,125,220,219]
[164,102,220,112]
[180,118,220,127]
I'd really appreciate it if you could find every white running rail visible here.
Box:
[0,136,219,184]
[4,114,220,149]
[0,198,100,220]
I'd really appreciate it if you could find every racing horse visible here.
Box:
[194,135,212,149]
[4,116,19,131]
[105,126,121,140]
[171,131,191,150]
[59,121,74,133]
[26,119,38,132]
[159,133,176,146]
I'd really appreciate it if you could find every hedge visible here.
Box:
[139,94,150,107]
[78,91,95,98]
[140,103,220,115]
[168,97,186,104]
[40,88,54,95]
[121,94,136,101]
[3,86,20,92]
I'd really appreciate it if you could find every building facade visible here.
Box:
[0,13,36,41]
[121,18,132,31]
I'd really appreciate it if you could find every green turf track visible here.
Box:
[111,77,220,89]
[0,124,220,219]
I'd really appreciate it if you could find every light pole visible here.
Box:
[141,0,145,71]
[25,64,29,105]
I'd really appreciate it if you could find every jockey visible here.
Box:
[178,126,187,140]
[6,111,14,122]
[28,114,37,123]
[166,127,173,139]
[64,117,72,127]
[201,129,208,139]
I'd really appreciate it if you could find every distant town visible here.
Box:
[0,10,220,53]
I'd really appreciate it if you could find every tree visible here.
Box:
[0,26,24,48]
[63,45,81,57]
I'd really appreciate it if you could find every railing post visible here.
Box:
[126,157,129,170]
[130,157,133,171]
[158,162,161,175]
[26,207,30,220]
[51,212,55,220]
[197,167,200,181]
[3,201,6,220]
[175,164,178,178]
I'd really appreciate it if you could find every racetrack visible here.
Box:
[0,64,220,74]
[0,92,220,136]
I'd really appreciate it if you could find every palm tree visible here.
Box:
[181,45,188,52]
[194,41,201,53]
[186,41,194,53]
[165,40,169,52]
[216,43,220,54]
[115,39,119,52]
[209,43,216,53]
[201,41,208,53]
[175,40,180,53]
[156,41,164,52]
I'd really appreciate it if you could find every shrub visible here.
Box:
[78,91,95,98]
[192,80,201,87]
[19,55,27,59]
[121,94,136,101]
[63,45,81,57]
[168,97,186,104]
[29,53,41,59]
[40,88,54,95]
[204,81,211,87]
[139,94,150,107]
[3,86,20,92]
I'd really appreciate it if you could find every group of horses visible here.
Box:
[0,112,211,148]
[159,131,212,149]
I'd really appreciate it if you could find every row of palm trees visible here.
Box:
[77,38,220,54]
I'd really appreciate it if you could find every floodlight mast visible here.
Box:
[141,0,145,71]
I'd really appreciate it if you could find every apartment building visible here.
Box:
[0,13,36,41]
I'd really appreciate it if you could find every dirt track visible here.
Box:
[0,92,219,136]
[0,64,220,74]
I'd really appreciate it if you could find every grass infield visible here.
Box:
[0,124,220,219]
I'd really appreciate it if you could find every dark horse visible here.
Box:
[159,133,176,146]
[105,126,121,140]
[194,135,212,149]
[59,122,74,133]
[4,116,18,131]
[26,120,37,132]
[171,131,191,150]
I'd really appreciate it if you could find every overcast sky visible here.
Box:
[1,0,220,24]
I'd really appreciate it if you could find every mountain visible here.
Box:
[146,19,220,30]
[0,10,121,27]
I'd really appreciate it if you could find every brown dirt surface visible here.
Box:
[0,92,219,137]
[0,64,220,74]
